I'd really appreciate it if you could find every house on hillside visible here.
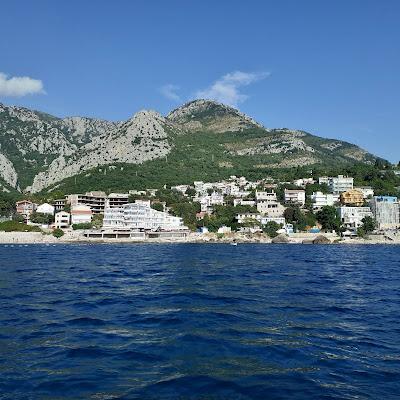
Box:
[55,211,70,229]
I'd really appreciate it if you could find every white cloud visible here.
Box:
[195,70,269,107]
[0,72,45,97]
[160,84,181,102]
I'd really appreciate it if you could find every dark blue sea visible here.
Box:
[0,244,399,399]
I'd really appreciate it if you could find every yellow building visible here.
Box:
[340,189,364,206]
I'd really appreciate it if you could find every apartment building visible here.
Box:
[107,193,129,208]
[71,205,92,225]
[310,192,339,210]
[66,192,129,214]
[257,200,285,217]
[53,198,66,213]
[293,178,315,187]
[340,189,364,207]
[370,196,400,230]
[319,175,354,194]
[15,200,37,221]
[54,211,70,229]
[284,189,306,206]
[337,206,373,229]
[233,199,256,207]
[255,190,277,201]
[236,213,285,226]
[354,186,374,199]
[67,192,106,214]
[103,200,187,231]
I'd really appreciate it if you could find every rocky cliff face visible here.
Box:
[167,99,264,133]
[0,100,378,193]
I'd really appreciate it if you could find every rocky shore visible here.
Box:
[0,231,399,245]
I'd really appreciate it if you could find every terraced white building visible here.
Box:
[103,200,187,231]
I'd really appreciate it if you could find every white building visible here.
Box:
[103,200,187,231]
[54,211,70,229]
[236,213,285,227]
[319,175,354,194]
[233,199,256,207]
[257,200,285,217]
[255,190,277,201]
[284,189,306,206]
[36,203,55,215]
[195,191,224,213]
[354,186,374,199]
[310,192,339,210]
[171,185,190,194]
[337,206,373,230]
[370,196,400,230]
[193,181,205,194]
[71,205,92,225]
[217,226,231,234]
[293,178,315,187]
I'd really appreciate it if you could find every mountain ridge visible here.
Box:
[0,100,379,194]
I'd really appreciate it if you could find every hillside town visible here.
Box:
[2,171,400,244]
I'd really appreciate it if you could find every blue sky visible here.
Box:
[0,1,399,162]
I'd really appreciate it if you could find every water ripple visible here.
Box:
[0,243,399,399]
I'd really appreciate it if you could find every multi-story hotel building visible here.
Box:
[66,192,129,214]
[319,175,354,194]
[103,200,187,231]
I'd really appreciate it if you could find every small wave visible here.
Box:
[66,316,107,326]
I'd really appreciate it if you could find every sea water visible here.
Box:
[0,244,399,399]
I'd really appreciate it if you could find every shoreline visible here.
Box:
[0,231,399,245]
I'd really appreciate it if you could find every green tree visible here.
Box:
[361,216,376,233]
[0,192,17,217]
[92,214,104,229]
[185,187,196,197]
[284,206,316,232]
[316,206,341,232]
[151,202,164,212]
[263,221,281,238]
[52,228,64,238]
[239,217,261,229]
[30,212,54,225]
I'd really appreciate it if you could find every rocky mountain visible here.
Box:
[0,99,378,194]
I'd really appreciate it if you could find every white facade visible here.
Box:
[196,192,224,213]
[257,200,285,217]
[217,226,232,234]
[256,190,277,201]
[311,192,339,210]
[293,178,315,187]
[354,186,374,199]
[233,199,256,207]
[319,175,354,194]
[337,206,373,229]
[36,203,55,215]
[284,189,306,206]
[103,200,187,231]
[370,196,400,230]
[71,205,92,225]
[55,211,70,229]
[237,213,285,226]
